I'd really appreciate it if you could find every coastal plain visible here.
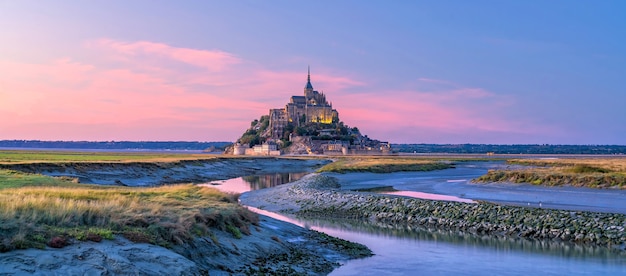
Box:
[1,150,625,274]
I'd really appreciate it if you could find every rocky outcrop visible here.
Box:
[0,236,203,275]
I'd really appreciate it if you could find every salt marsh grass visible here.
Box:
[0,171,257,251]
[476,158,626,188]
[0,150,218,164]
[508,158,626,172]
[317,157,452,173]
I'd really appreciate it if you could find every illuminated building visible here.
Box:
[269,67,339,139]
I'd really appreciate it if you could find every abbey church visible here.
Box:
[268,67,338,139]
[231,67,390,155]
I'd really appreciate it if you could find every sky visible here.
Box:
[1,1,625,144]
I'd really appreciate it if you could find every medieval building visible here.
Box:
[231,66,392,156]
[269,67,339,139]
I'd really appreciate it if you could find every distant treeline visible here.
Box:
[392,144,626,155]
[0,140,232,151]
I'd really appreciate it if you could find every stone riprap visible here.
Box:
[242,174,626,250]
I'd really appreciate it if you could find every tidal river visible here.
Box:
[204,162,626,275]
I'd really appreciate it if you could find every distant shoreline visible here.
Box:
[0,147,211,154]
[2,147,624,159]
[2,140,626,155]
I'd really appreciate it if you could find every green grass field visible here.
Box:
[0,169,81,189]
[0,150,221,164]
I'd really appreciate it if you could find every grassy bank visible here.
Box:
[0,169,81,189]
[0,150,219,164]
[317,157,453,173]
[475,158,626,188]
[0,170,257,252]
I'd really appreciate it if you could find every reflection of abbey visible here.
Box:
[269,67,338,139]
[231,67,391,156]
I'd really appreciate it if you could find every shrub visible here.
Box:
[226,224,242,239]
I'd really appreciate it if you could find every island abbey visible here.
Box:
[231,67,390,156]
[268,67,339,139]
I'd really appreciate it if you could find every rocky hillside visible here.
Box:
[231,114,385,154]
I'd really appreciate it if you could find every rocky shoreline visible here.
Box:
[241,174,626,251]
[0,212,371,275]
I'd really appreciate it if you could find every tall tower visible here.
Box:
[304,66,313,96]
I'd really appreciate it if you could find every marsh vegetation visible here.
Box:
[0,150,218,164]
[0,169,257,252]
[475,158,626,188]
[316,156,453,173]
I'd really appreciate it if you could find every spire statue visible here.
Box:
[305,66,313,91]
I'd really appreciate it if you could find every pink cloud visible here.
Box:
[0,38,555,143]
[331,88,555,143]
[90,39,241,71]
[1,39,368,141]
[0,41,268,141]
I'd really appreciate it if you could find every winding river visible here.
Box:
[204,161,626,275]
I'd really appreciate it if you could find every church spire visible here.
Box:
[305,66,313,90]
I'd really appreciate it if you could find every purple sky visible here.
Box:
[1,1,625,144]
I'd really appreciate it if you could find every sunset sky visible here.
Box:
[1,1,625,144]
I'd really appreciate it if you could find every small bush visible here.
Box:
[226,224,242,239]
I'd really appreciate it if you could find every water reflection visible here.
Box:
[242,172,308,190]
[232,171,625,274]
[299,216,626,262]
[247,203,625,263]
[199,172,308,194]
